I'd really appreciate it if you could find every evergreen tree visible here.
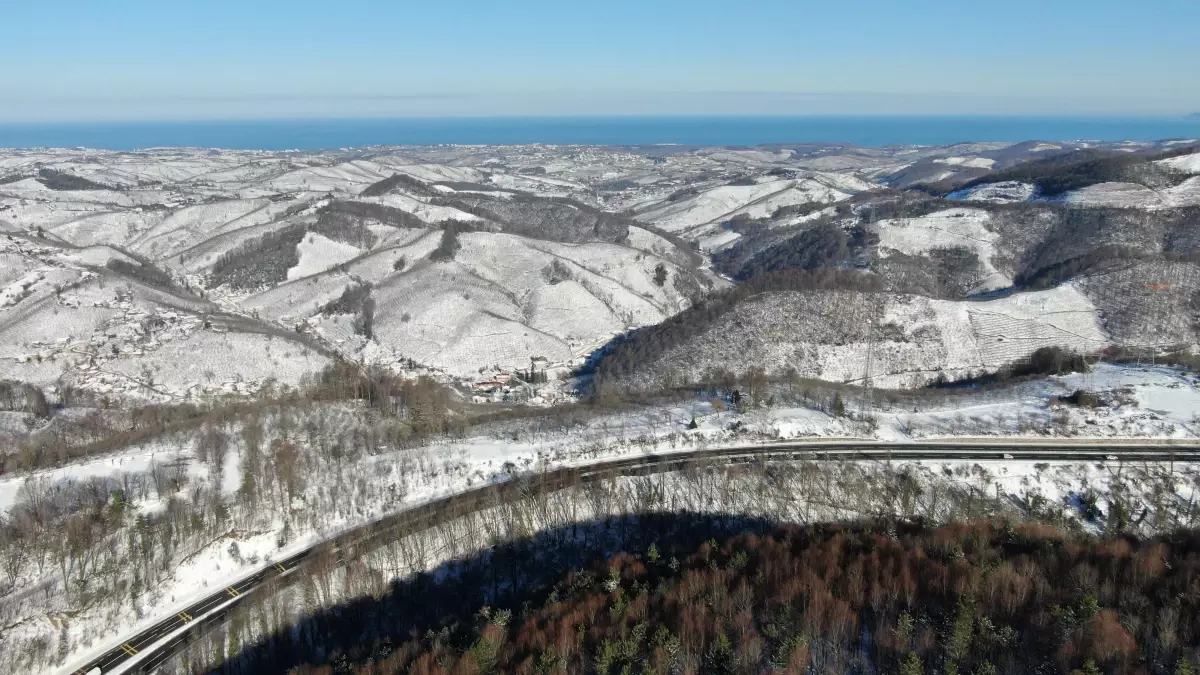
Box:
[899,651,923,675]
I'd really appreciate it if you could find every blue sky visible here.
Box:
[2,0,1197,121]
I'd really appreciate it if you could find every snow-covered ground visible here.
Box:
[634,177,853,237]
[1059,176,1200,208]
[5,141,1195,407]
[934,156,996,169]
[1,362,1196,674]
[948,181,1037,204]
[1157,152,1200,174]
[873,207,1012,291]
[625,285,1109,391]
[287,232,363,280]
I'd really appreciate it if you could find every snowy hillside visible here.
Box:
[2,139,1200,675]
[0,234,329,400]
[948,181,1037,203]
[872,207,1012,292]
[241,229,703,375]
[2,139,1197,404]
[0,146,736,395]
[633,176,855,242]
[604,285,1109,391]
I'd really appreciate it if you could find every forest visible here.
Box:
[431,192,633,245]
[589,268,887,392]
[208,223,307,289]
[946,146,1198,198]
[713,223,874,282]
[262,520,1200,675]
[34,168,112,191]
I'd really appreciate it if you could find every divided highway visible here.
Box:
[69,440,1200,674]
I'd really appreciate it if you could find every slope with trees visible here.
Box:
[253,521,1200,675]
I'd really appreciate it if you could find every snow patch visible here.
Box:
[287,232,363,280]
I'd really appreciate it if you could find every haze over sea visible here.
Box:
[1,116,1198,151]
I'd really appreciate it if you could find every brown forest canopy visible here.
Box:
[287,521,1200,675]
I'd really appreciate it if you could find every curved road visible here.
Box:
[69,440,1200,674]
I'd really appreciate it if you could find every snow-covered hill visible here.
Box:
[2,140,1197,402]
[602,285,1111,391]
[1,146,738,396]
[636,179,846,231]
[0,234,329,400]
[872,207,1012,293]
[1058,177,1200,209]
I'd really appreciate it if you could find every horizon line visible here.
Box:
[2,112,1199,126]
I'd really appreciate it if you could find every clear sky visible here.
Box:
[2,0,1197,122]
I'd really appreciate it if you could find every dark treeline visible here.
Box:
[1018,245,1200,291]
[724,223,875,281]
[313,200,422,247]
[103,256,181,292]
[318,279,377,339]
[859,198,1200,296]
[207,199,466,289]
[358,173,440,198]
[928,346,1089,389]
[0,379,49,418]
[862,199,1200,295]
[710,222,873,279]
[1009,202,1200,288]
[208,223,307,289]
[432,192,633,244]
[314,200,485,251]
[874,246,988,300]
[35,168,111,191]
[252,520,1200,675]
[708,203,852,280]
[430,223,466,261]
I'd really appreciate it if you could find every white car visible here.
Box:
[1002,453,1014,459]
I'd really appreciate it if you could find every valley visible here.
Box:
[1,138,1199,675]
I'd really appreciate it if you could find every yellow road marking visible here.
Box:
[276,563,287,572]
[178,611,193,622]
[226,587,241,597]
[121,643,139,656]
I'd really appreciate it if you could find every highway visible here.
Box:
[68,440,1200,674]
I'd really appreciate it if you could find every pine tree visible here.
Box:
[946,600,974,662]
[831,392,846,418]
[899,651,923,675]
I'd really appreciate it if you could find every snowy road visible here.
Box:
[73,439,1200,675]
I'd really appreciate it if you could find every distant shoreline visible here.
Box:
[2,114,1198,151]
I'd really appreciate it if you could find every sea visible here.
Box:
[0,116,1197,150]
